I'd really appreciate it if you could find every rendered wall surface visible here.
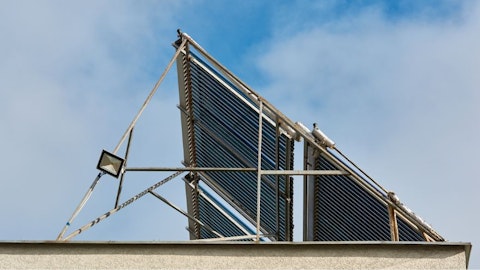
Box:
[0,241,470,269]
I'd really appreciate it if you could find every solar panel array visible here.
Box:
[175,35,443,243]
[308,146,425,241]
[177,48,294,241]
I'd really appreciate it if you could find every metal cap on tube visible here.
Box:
[312,126,335,148]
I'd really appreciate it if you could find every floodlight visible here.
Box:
[96,150,125,178]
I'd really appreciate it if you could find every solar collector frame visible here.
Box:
[176,43,294,241]
[175,33,444,243]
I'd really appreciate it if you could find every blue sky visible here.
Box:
[0,0,478,267]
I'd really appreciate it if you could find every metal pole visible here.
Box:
[275,119,280,241]
[62,171,182,241]
[256,100,264,242]
[126,167,347,175]
[112,38,188,155]
[303,142,310,241]
[56,172,104,240]
[115,127,134,208]
[285,138,294,241]
[259,170,348,175]
[388,205,399,241]
[126,167,257,172]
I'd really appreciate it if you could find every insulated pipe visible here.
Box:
[279,122,298,140]
[295,122,312,137]
[388,192,435,232]
[312,126,335,148]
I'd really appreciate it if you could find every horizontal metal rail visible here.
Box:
[260,170,348,176]
[126,167,348,176]
[126,167,257,172]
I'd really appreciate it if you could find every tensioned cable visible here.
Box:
[332,147,388,194]
[148,190,224,238]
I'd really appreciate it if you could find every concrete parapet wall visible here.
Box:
[0,241,471,269]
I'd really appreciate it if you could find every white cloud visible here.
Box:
[0,0,478,266]
[0,1,186,240]
[258,1,480,265]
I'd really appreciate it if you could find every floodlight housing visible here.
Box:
[96,150,125,178]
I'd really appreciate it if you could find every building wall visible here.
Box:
[0,241,470,269]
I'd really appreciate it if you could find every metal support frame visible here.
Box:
[115,127,134,208]
[60,171,182,241]
[303,143,316,241]
[177,34,445,241]
[126,167,347,175]
[388,205,399,241]
[57,38,188,241]
[58,31,444,243]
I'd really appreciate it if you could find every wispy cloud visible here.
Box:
[0,0,478,266]
[0,1,185,240]
[258,0,480,252]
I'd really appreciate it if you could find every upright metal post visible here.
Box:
[284,138,293,241]
[388,205,399,241]
[256,100,264,242]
